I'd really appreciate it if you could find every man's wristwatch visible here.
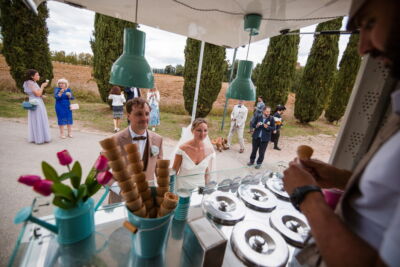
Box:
[290,185,322,211]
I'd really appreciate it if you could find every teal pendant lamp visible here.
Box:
[109,28,154,88]
[226,14,262,101]
[109,0,154,88]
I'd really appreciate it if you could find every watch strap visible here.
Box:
[290,185,322,211]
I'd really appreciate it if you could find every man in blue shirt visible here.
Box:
[248,106,275,169]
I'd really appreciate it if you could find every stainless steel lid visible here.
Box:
[238,184,277,212]
[266,178,290,201]
[202,191,246,225]
[218,178,233,192]
[231,220,289,267]
[269,209,310,247]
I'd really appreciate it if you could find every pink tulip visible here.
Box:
[18,175,42,186]
[33,180,53,196]
[96,171,113,185]
[94,155,108,171]
[56,150,73,166]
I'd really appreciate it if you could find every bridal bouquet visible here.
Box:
[18,150,113,209]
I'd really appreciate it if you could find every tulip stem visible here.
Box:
[67,165,71,172]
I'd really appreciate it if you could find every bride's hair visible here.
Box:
[191,118,208,131]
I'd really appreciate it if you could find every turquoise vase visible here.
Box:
[54,198,95,245]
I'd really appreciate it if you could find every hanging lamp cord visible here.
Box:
[135,0,138,24]
[246,31,253,61]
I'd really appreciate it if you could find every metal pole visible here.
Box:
[191,40,205,123]
[220,47,238,131]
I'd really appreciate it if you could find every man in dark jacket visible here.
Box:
[248,106,275,169]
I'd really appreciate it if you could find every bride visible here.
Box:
[172,118,216,191]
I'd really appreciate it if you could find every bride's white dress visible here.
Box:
[176,148,216,190]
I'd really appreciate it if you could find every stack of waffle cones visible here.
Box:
[99,137,178,218]
[155,160,178,217]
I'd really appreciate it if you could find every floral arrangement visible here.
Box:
[18,150,113,209]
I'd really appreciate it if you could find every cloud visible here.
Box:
[46,2,350,69]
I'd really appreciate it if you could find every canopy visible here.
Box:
[32,0,350,47]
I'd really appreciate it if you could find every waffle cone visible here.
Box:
[136,181,149,192]
[124,143,139,154]
[127,151,141,163]
[128,161,144,174]
[297,145,314,160]
[112,169,130,182]
[99,137,118,150]
[157,178,169,187]
[157,159,170,168]
[119,179,134,192]
[126,196,143,211]
[108,158,125,172]
[121,186,139,201]
[140,188,152,200]
[133,204,147,217]
[162,192,178,209]
[156,168,169,177]
[156,186,169,197]
[144,199,154,210]
[156,196,164,206]
[132,173,146,183]
[103,147,122,161]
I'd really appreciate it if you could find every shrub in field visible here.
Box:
[325,34,361,123]
[0,0,53,92]
[90,14,136,103]
[183,38,225,118]
[294,18,342,123]
[255,30,300,108]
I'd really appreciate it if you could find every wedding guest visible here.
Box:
[54,78,74,138]
[108,86,126,132]
[147,87,160,131]
[249,96,265,133]
[124,87,141,100]
[108,98,163,203]
[23,69,51,144]
[271,104,286,150]
[227,100,248,153]
[248,106,275,169]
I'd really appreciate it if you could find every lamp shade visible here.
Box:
[109,28,154,88]
[225,60,255,101]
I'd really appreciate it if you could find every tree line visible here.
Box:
[1,0,361,124]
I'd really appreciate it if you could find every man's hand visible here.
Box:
[301,159,351,190]
[283,161,317,195]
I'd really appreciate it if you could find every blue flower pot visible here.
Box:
[54,198,95,245]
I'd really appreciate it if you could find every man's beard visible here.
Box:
[384,15,400,79]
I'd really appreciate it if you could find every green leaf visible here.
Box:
[72,161,82,179]
[53,196,75,209]
[76,184,87,202]
[41,161,59,182]
[59,172,71,181]
[52,183,75,201]
[84,167,97,185]
[86,181,102,199]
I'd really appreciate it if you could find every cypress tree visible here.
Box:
[255,30,300,108]
[294,18,343,123]
[325,34,361,122]
[90,14,136,103]
[183,38,226,118]
[0,0,53,91]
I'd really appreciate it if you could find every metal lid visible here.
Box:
[266,178,289,200]
[231,220,289,267]
[269,209,310,247]
[230,176,241,193]
[218,178,233,192]
[241,174,259,185]
[202,191,246,225]
[238,184,277,212]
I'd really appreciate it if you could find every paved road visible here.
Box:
[0,119,282,265]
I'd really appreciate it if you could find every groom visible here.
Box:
[108,97,163,203]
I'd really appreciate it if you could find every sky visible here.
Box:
[46,2,350,69]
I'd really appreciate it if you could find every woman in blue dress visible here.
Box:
[23,69,51,144]
[147,87,160,131]
[54,78,74,138]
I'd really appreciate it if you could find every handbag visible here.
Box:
[22,101,37,111]
[70,103,80,110]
